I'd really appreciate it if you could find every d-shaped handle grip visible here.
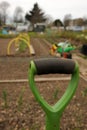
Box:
[33,58,75,75]
[29,58,79,130]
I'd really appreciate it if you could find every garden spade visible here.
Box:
[28,58,79,130]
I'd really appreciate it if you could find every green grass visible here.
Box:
[53,89,59,99]
[73,128,81,130]
[0,33,18,38]
[82,88,87,97]
[28,32,38,37]
[2,89,8,108]
[0,29,87,45]
[17,87,25,111]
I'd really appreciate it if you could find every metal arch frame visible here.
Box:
[7,33,30,55]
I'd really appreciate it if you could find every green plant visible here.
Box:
[18,41,27,52]
[79,54,87,59]
[0,33,17,38]
[28,32,37,37]
[53,89,59,99]
[17,87,25,110]
[81,88,87,97]
[81,55,87,59]
[21,128,26,130]
[73,128,81,130]
[2,89,8,108]
[30,124,40,130]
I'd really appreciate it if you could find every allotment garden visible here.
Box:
[0,31,87,130]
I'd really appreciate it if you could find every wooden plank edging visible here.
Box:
[0,77,70,83]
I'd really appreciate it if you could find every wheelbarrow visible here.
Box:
[28,58,79,130]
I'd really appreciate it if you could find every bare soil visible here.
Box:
[0,37,87,130]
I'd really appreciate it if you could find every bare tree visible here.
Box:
[83,16,87,26]
[0,9,2,26]
[73,18,84,26]
[45,15,53,26]
[63,14,72,30]
[0,1,10,25]
[13,6,24,25]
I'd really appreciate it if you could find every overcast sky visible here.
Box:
[0,0,87,21]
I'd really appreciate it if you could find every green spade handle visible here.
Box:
[28,58,79,130]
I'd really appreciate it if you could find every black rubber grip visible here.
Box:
[33,58,75,75]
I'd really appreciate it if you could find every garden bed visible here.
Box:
[0,78,87,130]
[0,37,87,130]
